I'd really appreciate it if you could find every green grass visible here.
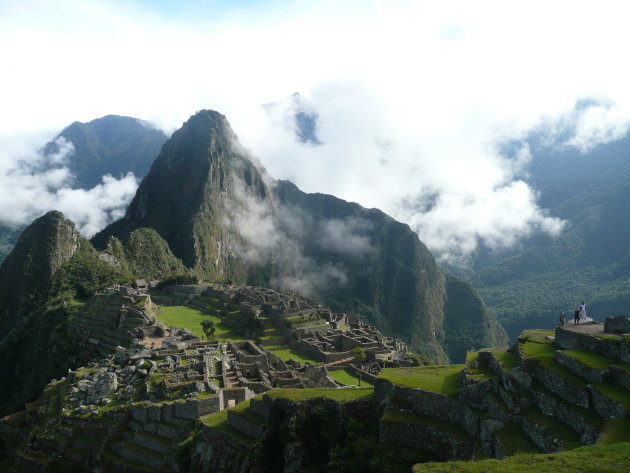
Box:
[493,350,520,371]
[265,387,374,403]
[465,351,479,366]
[378,365,464,397]
[328,369,374,387]
[200,409,228,427]
[525,406,581,449]
[268,348,319,364]
[156,305,247,340]
[563,349,630,372]
[529,380,603,430]
[199,408,257,445]
[493,423,540,456]
[231,399,266,425]
[597,419,630,445]
[520,338,587,386]
[592,383,630,409]
[412,443,630,473]
[381,409,471,441]
[519,329,555,343]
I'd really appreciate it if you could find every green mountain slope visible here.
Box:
[91,110,507,362]
[42,114,167,189]
[0,211,130,415]
[92,110,270,282]
[0,115,167,266]
[273,181,508,362]
[471,131,630,339]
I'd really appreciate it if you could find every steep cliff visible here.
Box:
[0,211,129,415]
[92,110,270,282]
[101,228,187,280]
[41,114,167,189]
[0,211,81,334]
[88,110,507,362]
[272,180,449,361]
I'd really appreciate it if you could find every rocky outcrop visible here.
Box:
[92,110,270,283]
[604,315,630,334]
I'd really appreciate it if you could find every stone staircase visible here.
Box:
[224,347,240,388]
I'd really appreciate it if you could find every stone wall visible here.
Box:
[555,327,630,363]
[190,425,254,473]
[379,415,474,461]
[374,379,470,430]
[604,316,630,334]
[346,364,380,385]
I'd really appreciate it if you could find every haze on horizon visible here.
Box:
[2,0,630,264]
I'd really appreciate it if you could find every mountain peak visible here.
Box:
[0,210,81,333]
[92,109,270,279]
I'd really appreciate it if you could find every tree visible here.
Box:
[200,319,216,339]
[351,346,366,363]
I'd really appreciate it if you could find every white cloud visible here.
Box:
[0,131,139,236]
[2,0,630,261]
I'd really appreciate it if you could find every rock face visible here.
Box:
[93,110,270,282]
[442,275,509,362]
[0,211,81,334]
[604,315,630,334]
[41,114,168,189]
[271,180,451,361]
[102,227,187,279]
[91,109,508,362]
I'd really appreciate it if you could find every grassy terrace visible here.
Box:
[412,443,630,473]
[563,349,630,372]
[268,347,319,364]
[519,329,555,343]
[492,350,520,371]
[264,387,374,403]
[592,383,630,409]
[230,399,266,425]
[378,365,464,397]
[529,380,603,430]
[199,409,257,446]
[328,368,374,387]
[381,409,471,441]
[525,406,581,449]
[156,305,248,341]
[494,423,540,456]
[519,335,588,387]
[597,419,630,446]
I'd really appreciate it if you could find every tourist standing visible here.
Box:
[574,307,580,325]
[580,301,587,320]
[559,312,566,327]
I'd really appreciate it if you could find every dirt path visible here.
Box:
[561,320,605,335]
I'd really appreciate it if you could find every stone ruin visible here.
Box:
[71,285,158,358]
[203,283,412,366]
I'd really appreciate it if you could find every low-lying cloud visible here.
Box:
[226,177,375,297]
[4,0,630,265]
[0,131,139,237]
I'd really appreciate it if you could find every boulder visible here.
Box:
[87,372,118,403]
[604,316,630,334]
